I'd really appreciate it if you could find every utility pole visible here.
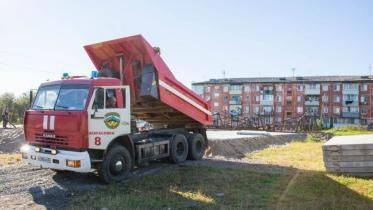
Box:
[291,68,296,78]
[222,70,226,79]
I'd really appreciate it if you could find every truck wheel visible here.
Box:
[98,145,132,184]
[169,134,188,163]
[187,133,205,160]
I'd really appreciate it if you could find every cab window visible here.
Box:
[92,87,126,109]
[92,88,104,109]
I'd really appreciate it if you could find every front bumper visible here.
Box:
[20,144,92,173]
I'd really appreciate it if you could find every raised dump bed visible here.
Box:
[323,134,373,177]
[84,35,211,128]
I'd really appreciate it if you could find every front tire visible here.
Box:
[98,145,132,184]
[169,134,188,163]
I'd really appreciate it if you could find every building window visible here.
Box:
[246,96,250,102]
[343,83,358,90]
[214,102,219,107]
[297,106,303,113]
[277,106,282,113]
[244,86,251,92]
[263,106,273,113]
[361,96,367,104]
[322,84,329,91]
[361,106,367,114]
[323,107,328,113]
[229,85,242,92]
[214,93,220,97]
[333,107,340,114]
[322,95,328,103]
[276,95,282,102]
[276,85,283,91]
[214,85,220,90]
[206,86,211,92]
[297,85,304,91]
[362,83,368,91]
[256,85,260,92]
[245,106,250,113]
[255,96,260,102]
[223,85,229,92]
[254,106,260,113]
[230,95,242,104]
[333,84,340,91]
[205,96,211,101]
[297,96,302,102]
[333,96,340,103]
[223,96,228,103]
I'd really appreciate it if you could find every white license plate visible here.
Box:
[37,156,51,163]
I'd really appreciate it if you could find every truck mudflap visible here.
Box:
[20,145,92,173]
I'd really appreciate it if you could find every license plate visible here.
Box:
[37,156,51,163]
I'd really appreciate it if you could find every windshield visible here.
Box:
[32,84,89,110]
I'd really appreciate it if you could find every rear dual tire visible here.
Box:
[187,133,205,160]
[169,134,189,163]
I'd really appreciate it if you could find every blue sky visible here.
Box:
[1,0,373,95]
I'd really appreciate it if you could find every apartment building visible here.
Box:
[192,76,373,127]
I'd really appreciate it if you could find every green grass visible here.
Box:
[71,166,293,209]
[324,126,373,136]
[247,128,373,209]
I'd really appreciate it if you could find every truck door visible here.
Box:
[88,86,131,150]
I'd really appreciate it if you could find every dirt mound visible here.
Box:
[205,133,307,159]
[0,127,25,154]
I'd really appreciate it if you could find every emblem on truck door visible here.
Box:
[104,112,121,129]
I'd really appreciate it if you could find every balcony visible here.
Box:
[305,100,320,106]
[260,111,274,116]
[260,100,273,106]
[229,100,242,105]
[342,89,358,95]
[304,88,320,95]
[342,112,359,118]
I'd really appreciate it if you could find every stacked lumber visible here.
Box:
[323,134,373,177]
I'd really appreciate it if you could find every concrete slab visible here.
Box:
[207,130,294,141]
[323,134,373,150]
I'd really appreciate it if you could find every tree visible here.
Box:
[0,92,30,124]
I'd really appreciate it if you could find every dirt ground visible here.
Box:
[0,127,306,209]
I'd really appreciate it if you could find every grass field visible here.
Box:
[71,166,294,209]
[68,127,372,209]
[248,127,373,209]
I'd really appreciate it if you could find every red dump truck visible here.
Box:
[21,35,212,183]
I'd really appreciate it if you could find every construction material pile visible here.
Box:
[323,134,373,177]
[0,127,24,153]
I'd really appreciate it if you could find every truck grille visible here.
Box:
[35,133,68,146]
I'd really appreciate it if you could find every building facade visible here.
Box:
[192,76,373,127]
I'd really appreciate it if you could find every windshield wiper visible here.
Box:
[55,104,69,109]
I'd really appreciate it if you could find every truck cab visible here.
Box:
[21,76,207,183]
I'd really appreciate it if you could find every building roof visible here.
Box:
[192,75,373,85]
